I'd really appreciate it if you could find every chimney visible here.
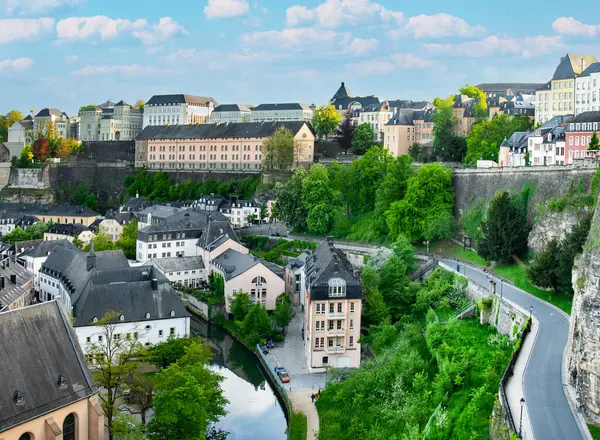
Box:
[151,278,158,290]
[86,239,97,271]
[326,236,334,247]
[10,274,17,284]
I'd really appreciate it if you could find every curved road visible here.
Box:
[440,259,582,440]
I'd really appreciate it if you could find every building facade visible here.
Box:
[136,218,204,263]
[44,224,94,246]
[329,82,380,114]
[34,108,72,138]
[79,100,143,141]
[303,238,362,371]
[135,121,315,172]
[143,94,217,128]
[575,63,600,115]
[565,112,600,164]
[0,301,104,440]
[358,102,392,142]
[148,256,207,288]
[0,203,99,227]
[249,103,313,122]
[210,104,252,123]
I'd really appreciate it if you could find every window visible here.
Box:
[328,278,346,297]
[19,434,32,440]
[113,334,121,341]
[329,303,334,314]
[350,302,355,313]
[350,319,354,329]
[323,356,329,364]
[62,413,77,440]
[328,320,334,330]
[170,327,175,335]
[349,336,354,347]
[158,329,163,337]
[337,303,342,313]
[86,336,91,343]
[328,338,334,347]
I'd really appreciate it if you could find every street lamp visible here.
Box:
[519,397,525,438]
[529,306,533,319]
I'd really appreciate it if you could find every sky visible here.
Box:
[1,0,600,116]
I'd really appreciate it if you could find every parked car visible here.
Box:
[276,367,290,383]
[266,340,275,349]
[259,344,269,354]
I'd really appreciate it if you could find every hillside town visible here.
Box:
[2,1,600,439]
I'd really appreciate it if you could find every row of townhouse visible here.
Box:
[134,121,315,172]
[497,112,600,167]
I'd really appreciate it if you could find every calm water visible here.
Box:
[190,317,287,440]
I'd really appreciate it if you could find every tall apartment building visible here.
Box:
[143,94,217,128]
[535,54,598,125]
[303,238,362,371]
[79,100,143,141]
[575,63,600,115]
[249,103,313,122]
[135,121,315,172]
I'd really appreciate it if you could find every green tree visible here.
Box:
[112,414,146,440]
[351,123,375,155]
[85,231,118,252]
[302,164,341,234]
[87,312,145,440]
[459,84,487,123]
[312,104,341,140]
[432,96,460,161]
[348,146,393,215]
[386,163,454,242]
[478,191,530,263]
[408,142,424,162]
[149,336,200,368]
[0,110,23,141]
[461,202,486,243]
[123,371,154,425]
[527,239,561,291]
[260,203,267,222]
[134,100,145,111]
[229,290,252,322]
[79,104,97,113]
[272,293,294,333]
[1,222,48,243]
[147,341,227,440]
[524,152,531,166]
[374,155,415,223]
[424,211,455,243]
[84,193,99,211]
[273,167,308,231]
[16,144,34,167]
[335,109,356,153]
[116,219,138,259]
[263,126,295,170]
[588,131,600,151]
[242,303,273,345]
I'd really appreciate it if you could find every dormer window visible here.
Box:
[170,310,175,317]
[13,390,24,406]
[119,315,125,321]
[145,312,151,319]
[57,374,68,390]
[328,278,346,297]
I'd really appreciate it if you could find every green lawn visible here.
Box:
[288,411,308,440]
[589,424,600,440]
[426,241,573,315]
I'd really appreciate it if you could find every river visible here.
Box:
[190,316,287,440]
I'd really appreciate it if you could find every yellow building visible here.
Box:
[0,301,103,440]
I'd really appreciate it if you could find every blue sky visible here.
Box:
[1,0,599,116]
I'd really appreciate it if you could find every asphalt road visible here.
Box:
[440,259,582,440]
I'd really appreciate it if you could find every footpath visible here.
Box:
[288,390,319,440]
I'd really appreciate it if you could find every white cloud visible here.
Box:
[64,55,79,63]
[0,18,54,43]
[204,0,249,19]
[424,35,563,58]
[0,0,79,14]
[164,48,196,61]
[285,0,403,29]
[132,17,187,45]
[56,16,147,40]
[242,27,340,50]
[0,57,34,72]
[70,64,160,76]
[346,53,429,76]
[552,17,600,38]
[145,46,164,55]
[346,38,378,55]
[391,13,485,39]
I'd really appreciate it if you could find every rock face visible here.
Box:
[567,202,600,424]
[528,209,587,255]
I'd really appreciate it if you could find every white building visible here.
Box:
[527,116,571,166]
[357,102,393,142]
[136,218,205,263]
[575,62,600,115]
[147,256,207,288]
[44,224,95,246]
[6,116,33,158]
[220,200,261,227]
[143,94,217,128]
[286,252,309,307]
[196,218,249,264]
[17,239,77,298]
[210,104,251,123]
[79,100,143,141]
[92,210,132,242]
[34,108,72,138]
[39,245,190,353]
[250,103,313,122]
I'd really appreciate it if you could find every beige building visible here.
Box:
[384,108,434,157]
[303,238,362,371]
[0,203,99,227]
[44,224,95,246]
[0,301,103,440]
[535,54,598,125]
[135,121,315,172]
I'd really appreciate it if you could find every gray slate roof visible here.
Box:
[386,100,429,110]
[0,258,33,311]
[0,203,98,218]
[146,94,217,106]
[476,83,546,94]
[213,104,251,112]
[565,111,600,125]
[330,96,380,110]
[47,223,90,237]
[211,249,259,280]
[252,103,311,111]
[580,62,600,77]
[305,239,361,301]
[136,121,310,141]
[35,108,65,118]
[198,219,240,251]
[331,82,351,101]
[552,54,598,80]
[386,109,416,126]
[18,239,76,259]
[149,256,205,273]
[0,301,96,432]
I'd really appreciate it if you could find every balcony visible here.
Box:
[327,328,346,336]
[327,312,345,319]
[326,346,346,354]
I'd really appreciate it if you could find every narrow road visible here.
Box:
[440,259,582,440]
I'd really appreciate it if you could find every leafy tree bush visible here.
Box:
[229,290,252,322]
[461,201,486,243]
[1,222,48,243]
[116,219,137,259]
[408,142,424,162]
[335,109,355,153]
[302,164,341,234]
[588,131,600,151]
[263,126,295,170]
[32,135,51,162]
[424,211,455,243]
[272,293,294,333]
[241,303,273,345]
[311,104,341,140]
[351,122,375,155]
[273,167,308,231]
[478,190,531,263]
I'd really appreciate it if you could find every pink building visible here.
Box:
[565,112,600,164]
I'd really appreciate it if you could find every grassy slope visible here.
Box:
[589,424,600,440]
[288,411,308,440]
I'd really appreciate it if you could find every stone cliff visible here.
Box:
[567,201,600,424]
[528,209,588,255]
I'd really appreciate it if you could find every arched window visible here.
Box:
[252,276,267,286]
[62,413,77,440]
[19,433,32,440]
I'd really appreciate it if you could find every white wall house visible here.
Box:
[143,94,217,128]
[210,104,251,123]
[148,256,208,288]
[575,63,600,115]
[250,103,313,122]
[136,219,204,263]
[358,102,392,142]
[34,108,72,138]
[79,100,143,141]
